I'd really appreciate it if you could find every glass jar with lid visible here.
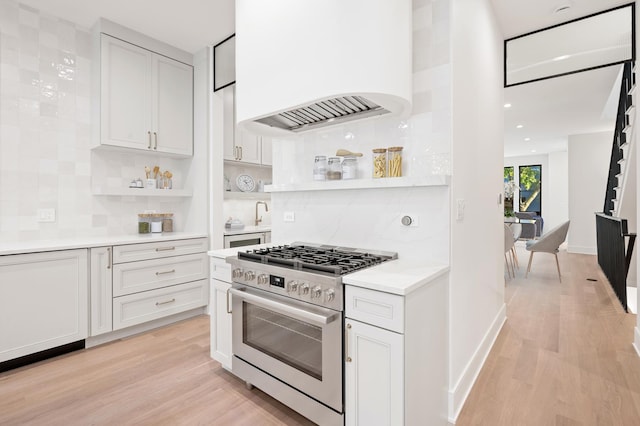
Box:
[151,214,164,233]
[372,148,387,178]
[138,214,151,234]
[388,146,403,177]
[326,157,343,180]
[341,156,358,180]
[162,213,174,232]
[313,155,327,181]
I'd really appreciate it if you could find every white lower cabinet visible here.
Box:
[345,318,404,426]
[0,249,88,363]
[210,257,233,370]
[344,275,449,426]
[89,238,208,338]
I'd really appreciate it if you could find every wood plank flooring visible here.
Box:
[0,316,314,426]
[2,246,640,425]
[456,243,640,425]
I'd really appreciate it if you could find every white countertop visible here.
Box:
[0,232,208,256]
[223,225,271,236]
[343,259,449,296]
[208,244,449,296]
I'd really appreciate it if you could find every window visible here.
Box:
[504,167,515,217]
[519,165,542,215]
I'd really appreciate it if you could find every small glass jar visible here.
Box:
[341,156,358,180]
[313,155,327,181]
[388,146,403,177]
[138,214,151,234]
[162,213,174,232]
[151,214,163,233]
[372,148,387,178]
[326,157,342,180]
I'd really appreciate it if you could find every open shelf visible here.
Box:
[265,175,450,193]
[224,191,271,200]
[92,188,193,197]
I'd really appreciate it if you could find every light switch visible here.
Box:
[456,199,465,221]
[37,208,56,223]
[284,211,295,222]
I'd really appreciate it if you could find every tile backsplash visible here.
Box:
[0,0,194,241]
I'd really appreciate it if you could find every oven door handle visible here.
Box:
[229,287,339,326]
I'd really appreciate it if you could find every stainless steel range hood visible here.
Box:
[236,0,412,135]
[255,96,390,133]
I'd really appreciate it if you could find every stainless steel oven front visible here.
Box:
[229,284,343,414]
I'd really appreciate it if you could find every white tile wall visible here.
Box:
[0,0,194,241]
[270,0,451,260]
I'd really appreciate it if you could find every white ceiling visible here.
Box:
[17,0,632,158]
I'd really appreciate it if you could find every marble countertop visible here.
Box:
[223,225,272,236]
[0,232,208,256]
[208,244,448,296]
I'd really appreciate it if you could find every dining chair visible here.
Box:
[504,224,516,278]
[525,220,570,282]
[510,223,522,269]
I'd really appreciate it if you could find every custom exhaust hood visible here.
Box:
[235,0,413,135]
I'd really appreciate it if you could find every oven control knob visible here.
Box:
[311,286,322,299]
[287,281,299,293]
[325,289,335,302]
[244,271,255,281]
[232,268,243,279]
[257,274,269,285]
[299,283,310,295]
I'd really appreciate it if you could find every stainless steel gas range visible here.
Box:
[226,242,397,426]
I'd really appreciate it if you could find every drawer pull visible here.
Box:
[345,323,352,362]
[156,298,176,306]
[155,269,176,276]
[155,246,176,252]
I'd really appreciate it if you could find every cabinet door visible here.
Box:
[153,55,193,156]
[223,87,237,161]
[0,250,88,363]
[345,319,404,426]
[235,128,262,164]
[261,136,273,166]
[101,34,153,150]
[90,247,113,336]
[211,279,233,370]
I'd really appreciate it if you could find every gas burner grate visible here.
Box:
[238,244,395,275]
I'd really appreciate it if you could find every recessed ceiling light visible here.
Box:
[504,103,512,108]
[531,149,537,153]
[553,54,570,61]
[524,137,531,141]
[516,124,523,129]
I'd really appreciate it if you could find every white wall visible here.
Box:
[0,0,208,241]
[503,152,569,233]
[567,131,612,254]
[448,0,504,421]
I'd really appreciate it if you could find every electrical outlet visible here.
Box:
[284,211,295,222]
[37,208,56,223]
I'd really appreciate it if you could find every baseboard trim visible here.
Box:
[567,245,596,255]
[448,303,507,424]
[633,327,640,358]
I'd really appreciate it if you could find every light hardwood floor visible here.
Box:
[457,243,640,425]
[0,316,314,425]
[3,246,640,426]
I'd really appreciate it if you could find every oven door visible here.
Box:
[229,284,343,412]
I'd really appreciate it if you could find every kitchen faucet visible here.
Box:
[255,201,268,226]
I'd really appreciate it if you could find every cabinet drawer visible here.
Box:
[113,279,208,330]
[113,253,207,297]
[210,257,231,283]
[113,238,208,263]
[345,285,404,333]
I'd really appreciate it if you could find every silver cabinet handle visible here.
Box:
[155,246,176,252]
[153,132,158,150]
[229,286,338,326]
[345,323,352,362]
[107,247,112,269]
[155,269,176,276]
[155,298,175,306]
[226,288,232,314]
[147,131,152,149]
[239,146,243,160]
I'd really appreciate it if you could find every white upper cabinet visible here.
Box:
[100,34,193,157]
